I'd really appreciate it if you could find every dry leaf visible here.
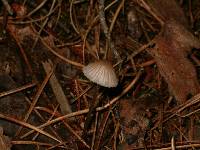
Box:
[150,20,200,103]
[148,0,188,26]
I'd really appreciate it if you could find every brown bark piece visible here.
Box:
[150,20,200,103]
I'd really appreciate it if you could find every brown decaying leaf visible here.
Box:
[150,20,200,103]
[145,0,200,103]
[148,0,188,26]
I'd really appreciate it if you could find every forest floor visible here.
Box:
[0,0,200,149]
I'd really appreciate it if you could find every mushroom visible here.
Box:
[82,60,118,138]
[83,60,118,88]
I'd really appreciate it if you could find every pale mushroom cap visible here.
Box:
[83,60,118,87]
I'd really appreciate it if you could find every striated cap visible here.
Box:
[83,60,118,88]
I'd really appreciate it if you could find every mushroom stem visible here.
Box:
[82,87,103,139]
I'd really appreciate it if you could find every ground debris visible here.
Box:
[0,126,11,150]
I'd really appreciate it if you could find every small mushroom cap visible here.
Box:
[83,60,118,87]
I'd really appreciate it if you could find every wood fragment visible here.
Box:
[42,60,72,114]
[1,0,13,15]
